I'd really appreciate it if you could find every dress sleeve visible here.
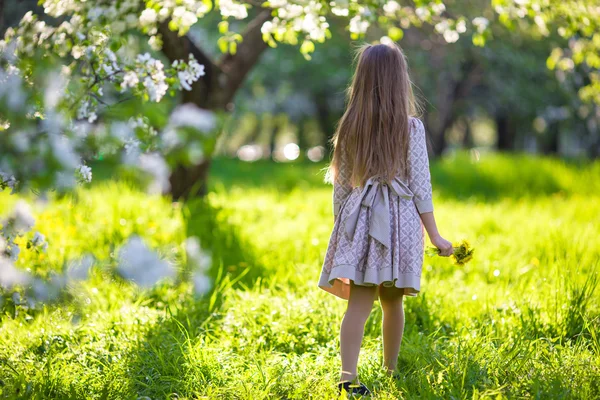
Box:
[333,146,353,218]
[408,118,434,214]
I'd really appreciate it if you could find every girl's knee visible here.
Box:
[378,285,404,301]
[378,286,403,311]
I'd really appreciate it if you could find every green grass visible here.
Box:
[1,152,599,399]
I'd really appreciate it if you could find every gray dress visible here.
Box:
[318,117,434,300]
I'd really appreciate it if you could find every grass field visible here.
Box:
[1,152,599,399]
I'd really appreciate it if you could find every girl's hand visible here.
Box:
[431,234,453,257]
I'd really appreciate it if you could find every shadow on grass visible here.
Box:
[119,197,279,398]
[184,198,267,288]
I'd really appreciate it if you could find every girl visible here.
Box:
[318,42,453,396]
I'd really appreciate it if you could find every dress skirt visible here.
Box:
[318,117,432,300]
[318,186,425,300]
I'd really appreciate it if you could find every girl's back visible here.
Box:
[316,42,454,396]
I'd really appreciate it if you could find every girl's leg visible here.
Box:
[340,281,378,382]
[378,285,405,375]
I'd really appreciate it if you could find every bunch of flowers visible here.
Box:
[426,239,475,266]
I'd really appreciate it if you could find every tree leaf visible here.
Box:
[217,37,228,53]
[388,26,404,41]
[218,21,229,34]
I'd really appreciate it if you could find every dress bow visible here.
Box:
[343,177,414,248]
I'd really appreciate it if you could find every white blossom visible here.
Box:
[0,68,26,111]
[101,49,120,77]
[6,243,21,261]
[178,71,193,91]
[10,133,30,152]
[431,3,446,15]
[443,30,460,43]
[148,35,162,50]
[5,201,35,234]
[0,258,31,289]
[415,7,430,20]
[472,17,489,33]
[42,110,67,135]
[121,71,140,91]
[268,0,288,7]
[117,236,176,288]
[67,254,94,281]
[176,55,205,91]
[144,75,168,102]
[29,274,66,302]
[139,153,171,194]
[185,237,212,270]
[71,45,85,59]
[0,172,19,194]
[383,1,400,16]
[168,103,217,133]
[160,128,182,150]
[331,7,349,16]
[124,138,141,155]
[49,134,80,169]
[77,100,98,123]
[31,231,48,252]
[349,15,369,34]
[173,6,198,27]
[140,8,158,26]
[191,272,211,296]
[435,20,450,34]
[44,71,67,109]
[219,0,248,19]
[77,164,93,183]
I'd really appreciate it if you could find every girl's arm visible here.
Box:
[419,213,453,256]
[408,118,453,257]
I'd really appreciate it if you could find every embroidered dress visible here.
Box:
[318,117,434,300]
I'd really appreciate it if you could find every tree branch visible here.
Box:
[158,21,223,109]
[0,0,5,35]
[218,9,273,107]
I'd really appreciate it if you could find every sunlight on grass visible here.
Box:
[1,153,599,399]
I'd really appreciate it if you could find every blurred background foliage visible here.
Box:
[2,0,598,167]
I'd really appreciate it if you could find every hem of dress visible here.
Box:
[318,264,421,300]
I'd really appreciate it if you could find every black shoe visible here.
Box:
[338,380,372,396]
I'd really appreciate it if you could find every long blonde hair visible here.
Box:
[327,42,418,187]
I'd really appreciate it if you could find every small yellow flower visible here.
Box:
[425,239,475,265]
[452,240,475,266]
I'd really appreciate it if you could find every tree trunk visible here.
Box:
[0,0,5,34]
[586,122,600,159]
[425,57,483,157]
[159,9,273,199]
[315,93,336,153]
[462,117,474,148]
[496,114,516,150]
[246,114,262,144]
[540,123,560,154]
[297,117,309,155]
[269,116,279,158]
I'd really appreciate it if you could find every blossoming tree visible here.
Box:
[2,0,599,197]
